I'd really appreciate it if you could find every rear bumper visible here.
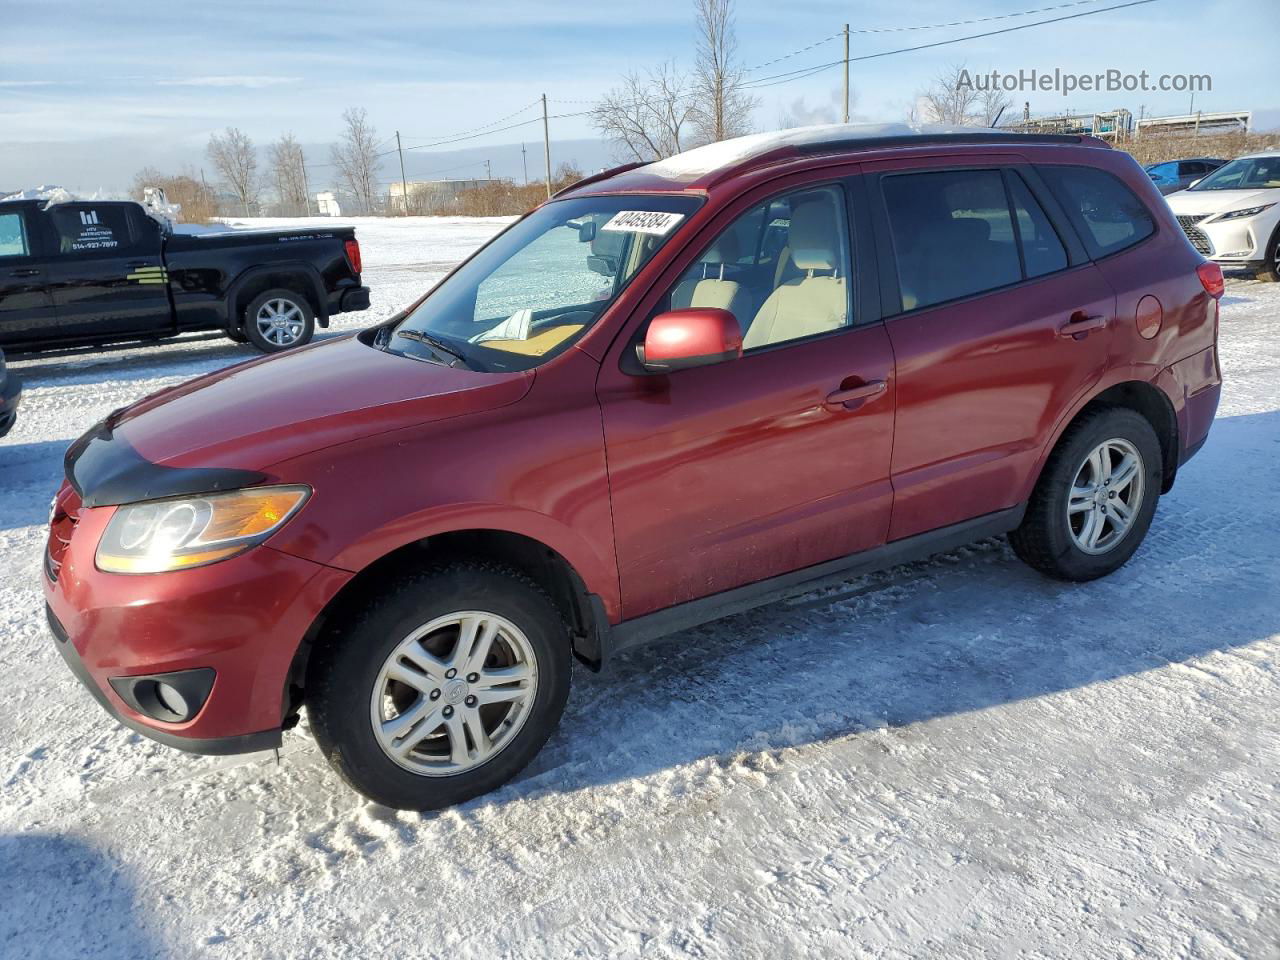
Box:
[336,285,371,314]
[0,371,20,438]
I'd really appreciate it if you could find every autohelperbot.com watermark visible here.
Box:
[958,68,1211,97]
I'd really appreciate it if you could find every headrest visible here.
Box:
[701,229,741,265]
[789,198,839,271]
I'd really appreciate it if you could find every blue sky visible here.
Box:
[1,0,1275,191]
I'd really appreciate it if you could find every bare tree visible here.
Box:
[591,64,697,162]
[130,167,217,223]
[915,63,1010,127]
[206,127,258,215]
[691,0,757,143]
[918,64,979,125]
[331,107,381,214]
[269,134,309,215]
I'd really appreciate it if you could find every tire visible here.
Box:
[243,288,315,353]
[225,326,248,344]
[1010,407,1163,582]
[307,562,572,810]
[1253,226,1280,282]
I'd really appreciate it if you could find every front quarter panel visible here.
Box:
[263,347,622,620]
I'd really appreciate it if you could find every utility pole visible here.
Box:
[842,24,850,123]
[521,143,528,185]
[396,131,409,215]
[299,150,313,216]
[484,158,492,182]
[1189,91,1195,116]
[542,93,552,198]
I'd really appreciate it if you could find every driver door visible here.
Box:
[596,174,897,619]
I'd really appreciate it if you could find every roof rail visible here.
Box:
[792,132,1097,155]
[551,161,648,199]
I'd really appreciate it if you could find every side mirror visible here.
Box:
[639,308,742,373]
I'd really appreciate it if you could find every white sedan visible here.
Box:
[1166,152,1280,281]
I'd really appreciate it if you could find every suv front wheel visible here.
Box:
[1011,407,1163,581]
[307,562,571,809]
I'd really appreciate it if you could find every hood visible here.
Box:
[68,334,533,505]
[1165,188,1277,219]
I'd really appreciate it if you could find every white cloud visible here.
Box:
[155,76,302,88]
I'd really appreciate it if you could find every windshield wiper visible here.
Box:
[395,329,472,368]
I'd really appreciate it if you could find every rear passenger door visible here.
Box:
[867,156,1116,541]
[0,206,58,347]
[44,203,173,340]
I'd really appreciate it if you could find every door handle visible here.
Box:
[9,268,40,278]
[1059,312,1108,338]
[127,261,155,269]
[826,380,886,409]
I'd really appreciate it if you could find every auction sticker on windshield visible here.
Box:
[601,210,685,235]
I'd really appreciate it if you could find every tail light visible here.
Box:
[1196,260,1224,300]
[344,238,362,275]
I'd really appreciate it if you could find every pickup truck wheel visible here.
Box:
[244,289,315,352]
[1010,408,1162,582]
[306,562,572,810]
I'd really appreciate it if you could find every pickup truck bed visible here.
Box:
[0,199,369,354]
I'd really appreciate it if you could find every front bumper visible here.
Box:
[43,499,352,754]
[0,370,20,438]
[1177,213,1272,265]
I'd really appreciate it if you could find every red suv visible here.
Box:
[45,128,1223,809]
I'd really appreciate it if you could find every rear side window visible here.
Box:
[882,169,1021,311]
[47,205,135,256]
[1008,173,1068,278]
[1041,166,1155,258]
[0,212,29,258]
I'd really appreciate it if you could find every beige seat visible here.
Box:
[743,198,848,350]
[670,235,753,333]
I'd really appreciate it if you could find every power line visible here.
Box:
[740,0,1159,90]
[400,97,543,147]
[744,0,1113,75]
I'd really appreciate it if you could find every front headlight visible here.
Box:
[1211,203,1276,222]
[96,485,310,574]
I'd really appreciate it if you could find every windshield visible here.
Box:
[382,194,702,372]
[1189,156,1280,192]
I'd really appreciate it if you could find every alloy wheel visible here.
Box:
[255,298,306,346]
[370,611,538,777]
[1066,438,1145,555]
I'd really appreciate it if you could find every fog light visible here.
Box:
[154,682,190,719]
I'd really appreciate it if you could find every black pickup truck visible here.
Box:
[0,199,369,354]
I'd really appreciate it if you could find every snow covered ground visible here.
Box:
[2,217,1278,959]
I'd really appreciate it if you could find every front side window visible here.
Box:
[47,204,135,256]
[663,184,852,351]
[1041,166,1155,258]
[0,213,29,258]
[883,169,1021,311]
[1188,155,1280,192]
[389,194,700,372]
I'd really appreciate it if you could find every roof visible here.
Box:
[564,122,1106,197]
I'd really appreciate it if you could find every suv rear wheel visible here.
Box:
[244,288,315,352]
[1010,407,1163,581]
[307,562,571,809]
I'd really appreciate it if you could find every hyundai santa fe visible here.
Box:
[45,125,1223,809]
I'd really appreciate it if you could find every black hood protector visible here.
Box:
[65,415,266,508]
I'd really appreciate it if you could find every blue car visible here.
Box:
[1145,157,1227,195]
